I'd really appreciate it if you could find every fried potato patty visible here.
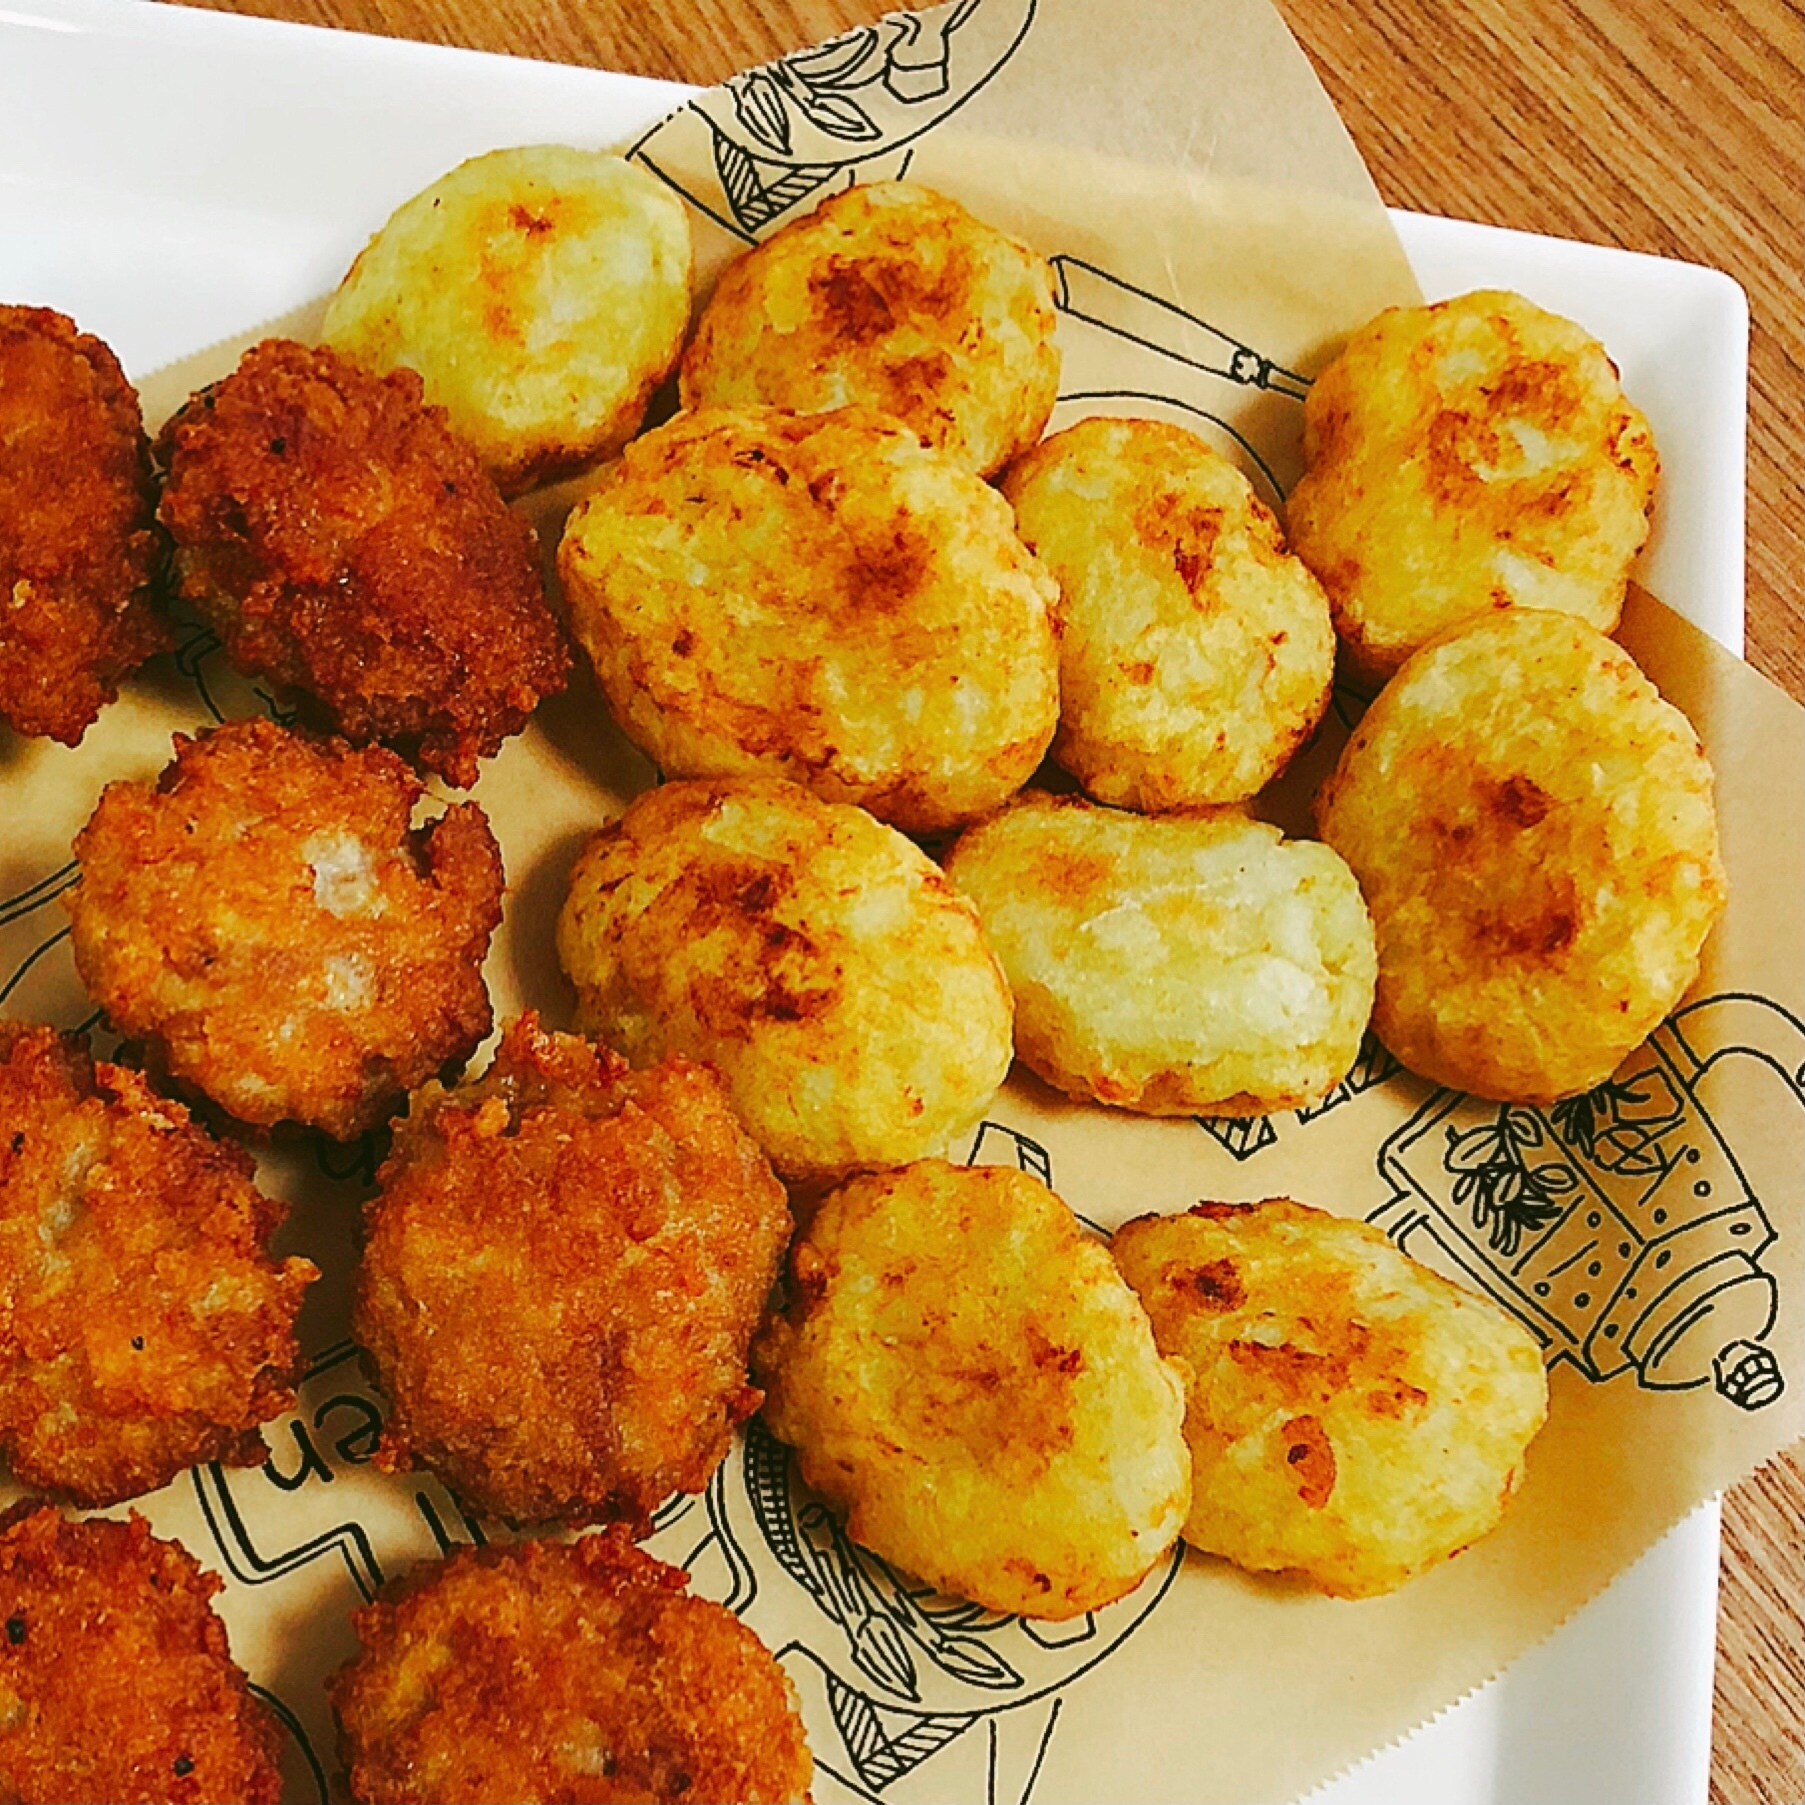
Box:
[1113,1200,1549,1598]
[1003,416,1335,809]
[754,1161,1190,1621]
[357,1014,790,1527]
[0,1022,315,1509]
[66,718,503,1140]
[329,1532,813,1805]
[556,779,1013,1188]
[0,1502,283,1805]
[945,793,1376,1115]
[323,146,693,496]
[157,339,568,786]
[1288,289,1659,686]
[1314,609,1725,1101]
[681,180,1058,478]
[0,306,168,745]
[559,407,1059,834]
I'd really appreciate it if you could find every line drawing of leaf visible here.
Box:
[729,71,792,155]
[849,1613,920,1699]
[785,25,882,88]
[1532,1162,1580,1192]
[793,90,883,142]
[923,1633,1022,1689]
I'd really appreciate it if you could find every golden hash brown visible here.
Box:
[945,793,1376,1116]
[156,339,568,787]
[66,718,503,1141]
[356,1014,791,1527]
[0,1501,283,1805]
[1314,608,1725,1102]
[0,306,168,745]
[324,146,692,496]
[556,778,1013,1189]
[328,1531,813,1805]
[1287,289,1659,686]
[559,406,1059,834]
[1112,1200,1549,1598]
[0,1022,315,1509]
[1003,416,1335,810]
[681,180,1058,478]
[754,1160,1190,1621]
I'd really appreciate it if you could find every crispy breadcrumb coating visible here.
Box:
[682,180,1058,478]
[155,339,568,787]
[1314,609,1725,1101]
[356,1015,791,1527]
[0,1022,315,1508]
[556,778,1013,1188]
[0,1501,283,1805]
[0,306,168,745]
[754,1160,1191,1621]
[1288,290,1659,686]
[65,718,503,1140]
[1002,416,1335,809]
[1113,1200,1549,1598]
[558,406,1060,835]
[329,1531,813,1805]
[324,146,693,496]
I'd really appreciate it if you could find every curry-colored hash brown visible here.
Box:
[0,1022,316,1510]
[681,180,1058,478]
[156,339,568,786]
[1287,289,1659,686]
[0,1502,284,1805]
[559,407,1059,835]
[945,793,1376,1116]
[1003,416,1335,809]
[0,306,168,745]
[66,718,504,1141]
[557,778,1012,1188]
[323,145,693,496]
[1112,1199,1549,1598]
[754,1160,1190,1621]
[355,1014,790,1527]
[328,1532,813,1805]
[1314,608,1725,1102]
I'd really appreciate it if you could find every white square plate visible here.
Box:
[0,3,1744,1800]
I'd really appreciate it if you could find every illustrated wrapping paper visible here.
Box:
[1,1,1800,1800]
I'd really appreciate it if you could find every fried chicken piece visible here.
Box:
[0,306,168,744]
[329,1532,813,1805]
[65,717,504,1140]
[356,1015,791,1527]
[0,1501,283,1805]
[155,339,568,786]
[0,1022,315,1508]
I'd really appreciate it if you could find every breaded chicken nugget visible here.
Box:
[66,718,503,1141]
[0,1022,315,1508]
[1003,416,1335,809]
[556,779,1012,1188]
[157,339,568,787]
[559,407,1060,834]
[945,793,1376,1115]
[329,1531,813,1805]
[357,1015,790,1527]
[1314,609,1725,1102]
[681,181,1058,478]
[1288,289,1659,686]
[0,306,168,744]
[323,146,693,496]
[1113,1200,1549,1598]
[754,1161,1190,1620]
[0,1501,283,1804]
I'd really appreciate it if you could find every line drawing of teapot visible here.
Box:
[1369,991,1800,1410]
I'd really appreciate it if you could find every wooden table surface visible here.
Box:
[157,1,1804,1797]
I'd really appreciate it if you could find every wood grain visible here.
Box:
[152,2,1805,1797]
